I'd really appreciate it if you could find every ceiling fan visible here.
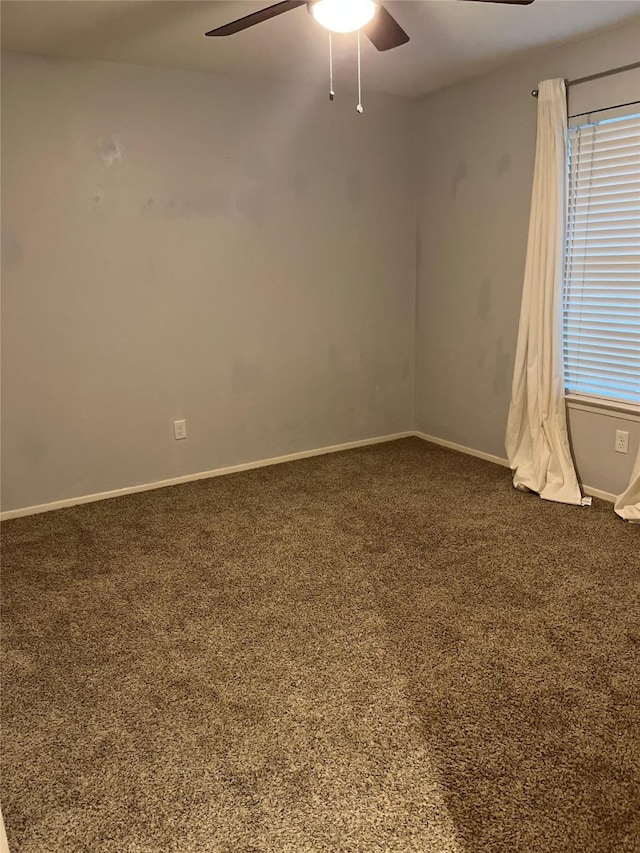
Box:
[205,0,535,52]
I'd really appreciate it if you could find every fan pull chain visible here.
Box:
[356,29,363,113]
[328,31,335,101]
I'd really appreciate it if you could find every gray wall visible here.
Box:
[415,22,640,495]
[1,53,416,512]
[4,22,640,513]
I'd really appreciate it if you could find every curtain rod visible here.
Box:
[530,61,640,98]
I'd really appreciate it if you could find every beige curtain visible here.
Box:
[505,79,584,505]
[0,807,8,853]
[615,446,640,522]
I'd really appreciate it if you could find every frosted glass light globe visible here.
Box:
[311,0,376,34]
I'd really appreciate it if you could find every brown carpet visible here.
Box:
[2,437,639,852]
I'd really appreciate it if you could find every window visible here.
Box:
[563,110,640,406]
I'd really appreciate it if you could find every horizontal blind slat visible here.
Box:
[570,121,640,142]
[563,347,640,363]
[570,199,640,213]
[571,160,640,178]
[562,285,640,295]
[570,139,640,157]
[568,226,640,237]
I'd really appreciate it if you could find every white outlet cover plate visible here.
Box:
[615,430,629,453]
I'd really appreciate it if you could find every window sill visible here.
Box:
[566,395,640,423]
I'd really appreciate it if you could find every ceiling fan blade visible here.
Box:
[364,4,409,52]
[205,1,306,37]
[460,0,535,5]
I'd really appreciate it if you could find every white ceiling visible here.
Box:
[1,0,639,97]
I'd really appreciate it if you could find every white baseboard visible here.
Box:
[0,432,414,521]
[413,431,510,468]
[581,485,616,504]
[1,429,618,521]
[413,431,616,503]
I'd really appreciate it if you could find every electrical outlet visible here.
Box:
[615,430,629,454]
[173,419,187,440]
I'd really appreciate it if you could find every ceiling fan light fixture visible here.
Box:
[311,0,376,34]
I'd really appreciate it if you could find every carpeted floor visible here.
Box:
[2,437,639,852]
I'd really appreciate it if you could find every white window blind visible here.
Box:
[564,111,640,405]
